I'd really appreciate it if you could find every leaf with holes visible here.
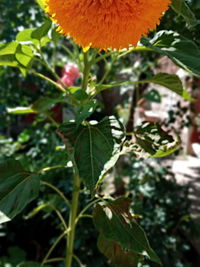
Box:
[0,159,40,224]
[141,31,200,79]
[58,117,124,193]
[134,122,181,157]
[93,198,161,264]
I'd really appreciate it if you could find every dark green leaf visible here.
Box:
[76,99,99,126]
[0,54,19,67]
[31,20,52,40]
[141,73,193,101]
[93,198,161,264]
[51,28,61,42]
[141,31,200,78]
[0,159,40,224]
[58,117,124,193]
[98,234,140,267]
[143,89,161,103]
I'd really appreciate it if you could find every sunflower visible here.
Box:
[45,0,171,50]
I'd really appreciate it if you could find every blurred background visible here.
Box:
[0,0,200,266]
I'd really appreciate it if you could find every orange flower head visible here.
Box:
[45,0,171,50]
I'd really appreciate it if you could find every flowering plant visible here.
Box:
[0,0,199,266]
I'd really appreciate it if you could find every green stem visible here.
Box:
[43,257,65,264]
[31,71,66,93]
[42,230,69,265]
[73,254,84,267]
[75,198,100,225]
[82,51,90,90]
[66,164,80,267]
[41,180,71,209]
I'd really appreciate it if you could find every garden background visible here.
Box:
[0,0,200,266]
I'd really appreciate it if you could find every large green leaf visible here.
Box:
[93,198,161,264]
[0,159,40,224]
[141,31,200,78]
[58,117,124,193]
[171,0,199,26]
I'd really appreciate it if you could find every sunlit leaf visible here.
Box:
[58,117,124,193]
[141,31,200,78]
[134,122,181,157]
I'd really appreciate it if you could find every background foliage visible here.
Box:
[0,0,200,266]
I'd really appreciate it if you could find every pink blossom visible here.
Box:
[57,63,80,87]
[63,63,80,81]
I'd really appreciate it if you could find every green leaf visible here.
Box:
[0,159,40,224]
[0,54,19,67]
[143,89,161,103]
[134,122,181,157]
[16,21,51,47]
[141,31,200,78]
[97,72,193,101]
[31,20,52,41]
[141,73,193,101]
[98,234,140,267]
[51,28,61,42]
[93,198,161,264]
[0,42,20,67]
[76,99,99,126]
[7,96,63,115]
[16,29,39,46]
[171,0,199,27]
[15,44,34,67]
[58,117,124,193]
[31,96,63,113]
[35,0,46,10]
[0,42,19,56]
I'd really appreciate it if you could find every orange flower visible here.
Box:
[45,0,171,50]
